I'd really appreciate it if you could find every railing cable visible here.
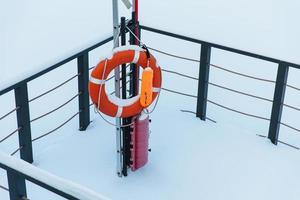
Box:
[280,122,300,133]
[29,73,80,102]
[30,93,81,123]
[210,64,276,83]
[161,68,273,102]
[0,127,22,143]
[161,69,198,80]
[207,99,270,121]
[286,84,300,92]
[160,87,269,121]
[283,103,300,112]
[11,145,23,156]
[148,46,200,63]
[161,87,197,98]
[0,184,9,192]
[32,110,81,142]
[11,111,82,155]
[256,134,299,150]
[0,106,20,121]
[180,109,217,123]
[208,82,273,103]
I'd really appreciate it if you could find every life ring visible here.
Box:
[89,45,162,118]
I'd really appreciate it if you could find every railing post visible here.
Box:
[268,62,289,144]
[196,43,211,120]
[7,169,27,200]
[77,52,90,131]
[14,83,33,163]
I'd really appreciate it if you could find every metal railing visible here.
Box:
[0,35,113,199]
[0,151,109,200]
[140,25,300,147]
[1,23,300,198]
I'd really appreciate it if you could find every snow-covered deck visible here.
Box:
[1,86,300,200]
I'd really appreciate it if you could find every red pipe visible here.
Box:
[134,0,138,21]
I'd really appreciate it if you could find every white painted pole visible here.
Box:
[112,0,123,177]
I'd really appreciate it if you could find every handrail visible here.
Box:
[0,151,110,200]
[0,36,113,96]
[140,25,300,69]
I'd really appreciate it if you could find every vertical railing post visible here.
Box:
[268,62,289,144]
[129,11,139,96]
[7,169,27,200]
[14,83,33,163]
[196,43,211,120]
[77,52,90,131]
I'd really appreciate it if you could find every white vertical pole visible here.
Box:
[112,0,123,177]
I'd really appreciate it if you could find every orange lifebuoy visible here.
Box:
[89,45,162,118]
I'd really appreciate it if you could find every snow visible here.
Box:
[140,0,300,66]
[0,151,110,200]
[1,0,300,200]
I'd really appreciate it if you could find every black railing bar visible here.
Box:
[0,127,22,143]
[161,68,198,80]
[32,110,81,142]
[210,64,276,83]
[283,103,300,112]
[0,184,9,192]
[280,122,300,133]
[256,134,299,150]
[180,109,217,123]
[0,106,20,121]
[140,25,300,69]
[207,99,270,121]
[29,73,80,102]
[286,84,300,92]
[0,36,113,96]
[11,145,24,156]
[30,93,81,123]
[208,82,273,103]
[0,157,110,200]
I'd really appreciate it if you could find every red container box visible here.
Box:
[131,115,149,171]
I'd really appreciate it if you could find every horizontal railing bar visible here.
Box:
[0,106,20,121]
[11,145,24,156]
[29,74,80,102]
[208,82,273,103]
[210,64,276,83]
[207,99,270,121]
[161,87,197,98]
[0,184,9,191]
[283,103,300,112]
[0,36,113,96]
[161,68,198,80]
[0,127,22,143]
[160,87,270,121]
[140,25,300,69]
[286,84,300,92]
[280,122,300,133]
[32,111,81,142]
[30,93,81,123]
[0,151,110,200]
[256,134,299,150]
[161,68,273,102]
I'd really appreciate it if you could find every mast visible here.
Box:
[112,0,123,177]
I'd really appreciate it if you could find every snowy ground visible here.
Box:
[1,1,300,200]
